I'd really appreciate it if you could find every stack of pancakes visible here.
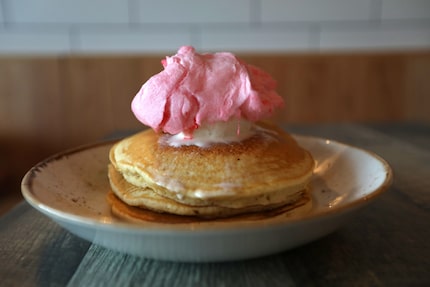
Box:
[107,123,314,221]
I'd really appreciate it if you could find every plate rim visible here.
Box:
[21,134,393,233]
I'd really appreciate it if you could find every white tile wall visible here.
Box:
[200,26,314,52]
[381,0,430,20]
[0,0,429,54]
[135,0,251,24]
[4,0,129,24]
[320,26,430,50]
[77,28,192,53]
[0,30,70,53]
[260,0,375,22]
[0,2,4,25]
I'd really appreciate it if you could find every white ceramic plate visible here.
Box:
[21,135,392,262]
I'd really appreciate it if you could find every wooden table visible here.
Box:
[1,123,429,286]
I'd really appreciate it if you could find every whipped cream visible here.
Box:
[162,119,256,147]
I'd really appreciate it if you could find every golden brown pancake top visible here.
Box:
[110,122,314,206]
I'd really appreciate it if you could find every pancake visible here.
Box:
[108,122,315,218]
[108,164,309,218]
[107,190,313,223]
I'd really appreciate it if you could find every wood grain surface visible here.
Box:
[2,123,429,287]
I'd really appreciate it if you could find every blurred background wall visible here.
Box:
[0,0,430,210]
[0,0,429,53]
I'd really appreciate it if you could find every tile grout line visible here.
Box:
[0,0,8,28]
[69,25,80,54]
[370,0,383,24]
[0,0,3,27]
[250,0,262,27]
[190,24,202,50]
[127,0,140,28]
[309,24,321,51]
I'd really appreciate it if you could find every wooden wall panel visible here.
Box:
[61,58,120,147]
[0,58,63,189]
[0,51,429,157]
[239,53,408,123]
[59,57,164,147]
[0,58,62,143]
[404,54,430,121]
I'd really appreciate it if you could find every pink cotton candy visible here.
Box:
[131,46,284,134]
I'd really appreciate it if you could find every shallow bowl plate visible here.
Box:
[21,135,392,262]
